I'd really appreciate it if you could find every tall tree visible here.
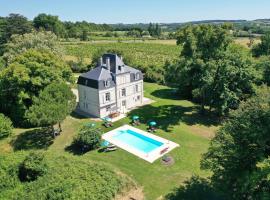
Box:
[0,14,32,48]
[3,31,64,64]
[167,24,254,115]
[252,31,270,57]
[0,49,73,124]
[26,82,76,135]
[201,86,270,199]
[33,14,66,37]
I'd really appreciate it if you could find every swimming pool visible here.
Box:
[102,125,179,163]
[113,129,163,153]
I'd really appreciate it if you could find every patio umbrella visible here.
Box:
[101,140,110,147]
[104,117,112,122]
[149,121,157,126]
[132,115,139,120]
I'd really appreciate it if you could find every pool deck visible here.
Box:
[102,125,179,163]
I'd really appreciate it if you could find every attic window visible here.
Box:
[104,80,110,88]
[118,65,122,71]
[135,73,140,80]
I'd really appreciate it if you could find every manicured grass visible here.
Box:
[3,82,218,199]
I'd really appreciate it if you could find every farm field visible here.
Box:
[63,42,180,66]
[1,82,218,200]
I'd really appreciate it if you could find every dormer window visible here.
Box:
[104,80,110,88]
[135,73,140,80]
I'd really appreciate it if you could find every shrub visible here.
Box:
[19,152,48,182]
[0,113,13,139]
[73,125,101,152]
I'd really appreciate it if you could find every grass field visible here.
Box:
[1,82,218,199]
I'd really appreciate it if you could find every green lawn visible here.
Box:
[4,82,218,200]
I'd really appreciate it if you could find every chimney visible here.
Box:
[99,57,103,66]
[106,57,110,71]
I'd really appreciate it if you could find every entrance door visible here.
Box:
[121,100,126,113]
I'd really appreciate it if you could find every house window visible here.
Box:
[105,92,110,102]
[135,73,140,80]
[104,80,110,88]
[118,65,122,71]
[122,100,126,107]
[106,106,110,112]
[83,90,87,99]
[135,84,139,92]
[137,95,140,101]
[121,88,126,97]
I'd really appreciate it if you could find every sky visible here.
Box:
[0,0,269,24]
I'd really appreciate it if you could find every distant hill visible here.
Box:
[110,19,270,32]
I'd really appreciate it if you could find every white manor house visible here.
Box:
[77,53,144,118]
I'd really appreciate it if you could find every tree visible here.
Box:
[0,14,32,46]
[26,82,76,135]
[201,86,270,199]
[252,32,270,57]
[3,31,64,64]
[0,49,73,124]
[0,113,13,139]
[167,24,254,115]
[33,13,66,37]
[19,152,48,182]
[73,125,102,152]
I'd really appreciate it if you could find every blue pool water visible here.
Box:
[113,129,163,153]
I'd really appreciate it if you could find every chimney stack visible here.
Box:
[99,57,103,66]
[106,57,110,71]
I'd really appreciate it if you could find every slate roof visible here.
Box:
[80,54,141,80]
[77,53,142,89]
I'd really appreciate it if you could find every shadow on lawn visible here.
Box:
[65,143,85,155]
[151,88,181,100]
[165,176,224,200]
[11,128,54,151]
[128,104,218,132]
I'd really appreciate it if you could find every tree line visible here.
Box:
[0,13,111,49]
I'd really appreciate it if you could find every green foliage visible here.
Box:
[201,86,270,199]
[0,14,32,47]
[167,25,255,115]
[0,113,13,139]
[0,49,73,124]
[26,82,76,129]
[73,125,102,152]
[19,152,48,182]
[0,153,129,200]
[176,24,231,60]
[33,13,66,37]
[148,23,162,37]
[252,32,270,57]
[3,31,64,64]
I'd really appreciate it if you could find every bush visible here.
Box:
[73,126,101,152]
[19,152,48,182]
[0,153,131,200]
[0,113,13,139]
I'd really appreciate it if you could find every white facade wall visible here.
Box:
[99,88,116,118]
[78,73,143,118]
[115,73,143,113]
[78,85,100,117]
